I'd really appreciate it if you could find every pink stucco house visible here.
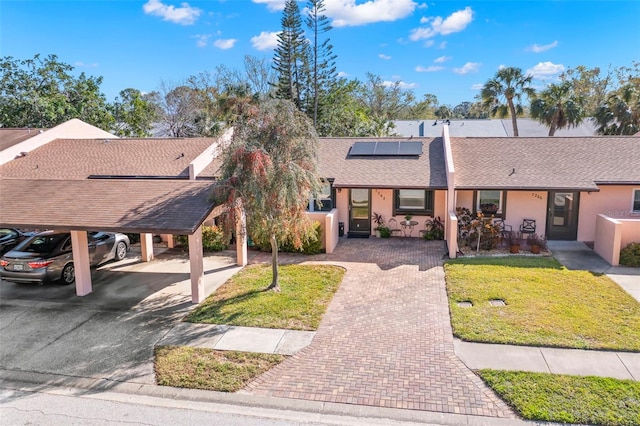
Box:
[312,125,640,264]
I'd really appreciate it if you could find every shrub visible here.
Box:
[422,216,445,240]
[378,226,392,238]
[620,242,640,267]
[175,225,228,252]
[253,222,324,255]
[461,212,501,250]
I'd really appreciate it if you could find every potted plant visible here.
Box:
[404,214,413,225]
[378,226,392,238]
[529,234,546,254]
[507,231,521,254]
[372,212,385,238]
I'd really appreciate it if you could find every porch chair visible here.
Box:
[419,219,430,236]
[387,218,402,235]
[493,219,512,239]
[520,219,536,238]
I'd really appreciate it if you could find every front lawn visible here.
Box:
[155,346,284,392]
[186,264,345,330]
[445,257,640,351]
[478,370,640,426]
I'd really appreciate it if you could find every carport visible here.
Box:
[0,178,247,303]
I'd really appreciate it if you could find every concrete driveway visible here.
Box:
[0,247,241,385]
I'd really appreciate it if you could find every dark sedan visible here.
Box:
[0,228,35,255]
[0,231,129,285]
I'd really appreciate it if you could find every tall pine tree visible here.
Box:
[272,0,308,111]
[306,0,337,128]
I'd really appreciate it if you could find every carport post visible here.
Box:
[70,230,92,296]
[140,233,154,262]
[189,225,205,303]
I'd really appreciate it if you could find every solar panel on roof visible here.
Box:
[350,142,376,155]
[398,141,422,155]
[349,141,423,157]
[375,142,399,155]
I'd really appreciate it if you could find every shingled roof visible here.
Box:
[318,137,447,189]
[450,136,640,190]
[0,137,218,179]
[0,128,47,151]
[0,178,216,234]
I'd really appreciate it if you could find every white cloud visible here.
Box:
[471,83,483,90]
[379,53,392,60]
[193,34,210,48]
[434,55,451,63]
[74,61,98,68]
[453,62,481,75]
[438,41,447,49]
[527,61,565,80]
[326,0,417,27]
[214,38,237,50]
[423,40,435,48]
[251,31,279,51]
[528,40,558,53]
[143,0,201,25]
[415,65,443,72]
[410,7,473,41]
[337,71,350,78]
[252,0,286,12]
[382,80,417,89]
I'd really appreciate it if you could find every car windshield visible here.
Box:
[0,229,17,238]
[21,235,67,254]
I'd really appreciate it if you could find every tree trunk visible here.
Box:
[265,234,281,292]
[508,98,519,137]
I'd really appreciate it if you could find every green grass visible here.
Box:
[445,257,640,350]
[478,370,640,426]
[154,346,284,392]
[186,264,345,330]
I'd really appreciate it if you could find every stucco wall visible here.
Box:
[621,219,640,247]
[579,186,639,242]
[307,209,339,253]
[505,191,548,237]
[594,215,622,265]
[456,190,474,210]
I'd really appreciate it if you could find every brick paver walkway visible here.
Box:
[243,238,514,417]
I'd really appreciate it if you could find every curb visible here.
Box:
[0,369,546,426]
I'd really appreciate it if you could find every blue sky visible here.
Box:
[2,0,639,106]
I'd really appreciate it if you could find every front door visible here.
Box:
[546,191,580,240]
[349,188,371,236]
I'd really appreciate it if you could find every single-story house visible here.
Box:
[311,125,640,264]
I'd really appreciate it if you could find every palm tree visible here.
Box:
[592,84,640,135]
[530,81,585,136]
[481,67,535,136]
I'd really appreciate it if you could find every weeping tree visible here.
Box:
[212,99,321,292]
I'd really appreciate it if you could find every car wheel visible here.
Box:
[61,263,75,285]
[115,241,127,261]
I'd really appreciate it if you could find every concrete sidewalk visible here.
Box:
[454,339,640,381]
[158,322,315,355]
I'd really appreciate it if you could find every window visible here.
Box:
[394,189,434,215]
[309,180,334,212]
[475,190,505,217]
[633,189,640,212]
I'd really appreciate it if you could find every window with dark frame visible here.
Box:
[474,190,506,217]
[309,180,334,212]
[633,189,640,212]
[393,189,434,216]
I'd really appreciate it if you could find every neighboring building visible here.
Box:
[391,118,598,138]
[0,120,240,302]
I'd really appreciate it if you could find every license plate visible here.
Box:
[13,264,23,271]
